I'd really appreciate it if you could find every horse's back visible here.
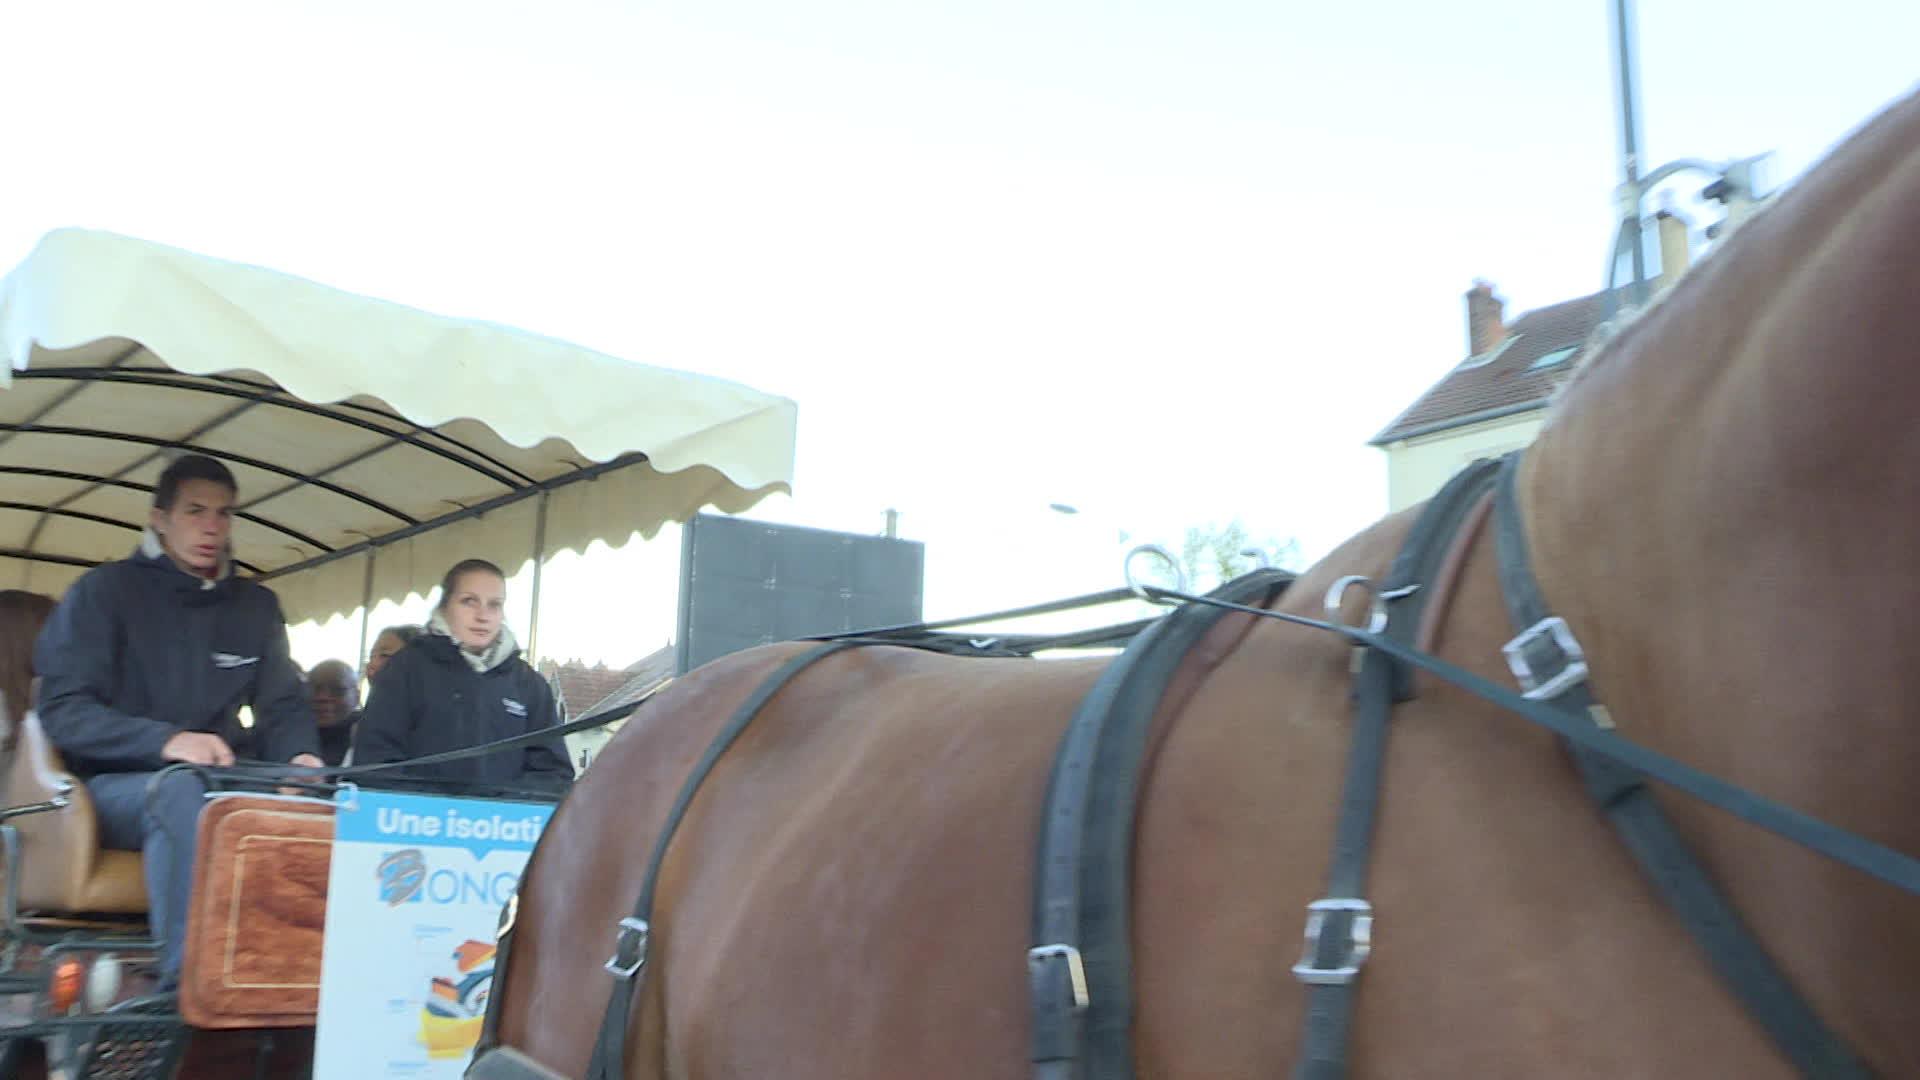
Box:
[506,640,1108,1079]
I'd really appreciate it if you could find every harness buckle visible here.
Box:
[1502,616,1589,701]
[1290,898,1373,986]
[496,892,519,940]
[604,917,651,980]
[1026,944,1090,1012]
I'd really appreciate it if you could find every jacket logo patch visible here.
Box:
[502,698,528,718]
[212,652,261,670]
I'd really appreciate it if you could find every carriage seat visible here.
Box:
[1,707,148,917]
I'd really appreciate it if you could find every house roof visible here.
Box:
[578,645,676,721]
[1369,282,1651,446]
[539,659,637,720]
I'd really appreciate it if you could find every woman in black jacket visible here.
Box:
[352,559,574,798]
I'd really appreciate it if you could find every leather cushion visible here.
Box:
[180,795,334,1030]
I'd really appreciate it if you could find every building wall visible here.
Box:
[565,725,621,773]
[1380,410,1546,512]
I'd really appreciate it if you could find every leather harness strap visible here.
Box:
[1029,568,1296,1080]
[1297,452,1870,1077]
[1413,488,1494,656]
[468,450,1888,1080]
[1291,456,1505,1080]
[582,640,860,1080]
[1488,456,1869,1079]
[467,640,859,1080]
[471,880,521,1060]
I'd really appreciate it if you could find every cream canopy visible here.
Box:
[0,228,797,634]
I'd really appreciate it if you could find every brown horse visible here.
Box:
[484,85,1920,1079]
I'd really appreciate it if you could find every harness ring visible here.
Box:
[1322,574,1389,634]
[1123,544,1188,603]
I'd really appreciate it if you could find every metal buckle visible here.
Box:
[1290,898,1373,986]
[1124,544,1188,604]
[1027,943,1090,1012]
[496,892,519,940]
[1323,575,1389,634]
[604,917,651,980]
[1502,616,1589,701]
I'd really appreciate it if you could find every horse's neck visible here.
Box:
[1518,97,1920,837]
[1510,103,1920,1048]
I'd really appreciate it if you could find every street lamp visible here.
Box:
[1605,0,1766,318]
[1046,500,1138,547]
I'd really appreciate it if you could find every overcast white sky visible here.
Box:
[5,1,1917,672]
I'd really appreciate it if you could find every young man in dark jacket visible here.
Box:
[33,454,323,992]
[352,558,573,798]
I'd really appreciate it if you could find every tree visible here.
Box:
[1174,519,1302,592]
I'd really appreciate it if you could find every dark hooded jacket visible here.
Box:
[317,714,358,767]
[32,532,320,776]
[351,628,573,798]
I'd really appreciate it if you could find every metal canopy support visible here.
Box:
[0,344,144,456]
[0,423,417,525]
[14,368,535,490]
[0,467,329,551]
[525,491,552,664]
[357,548,378,674]
[256,451,645,584]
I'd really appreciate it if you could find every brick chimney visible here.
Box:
[1465,279,1506,356]
[1655,209,1692,289]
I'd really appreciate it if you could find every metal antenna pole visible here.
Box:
[1610,0,1650,307]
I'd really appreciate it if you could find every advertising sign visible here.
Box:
[313,786,551,1078]
[676,512,925,675]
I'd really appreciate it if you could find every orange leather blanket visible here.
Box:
[179,794,335,1030]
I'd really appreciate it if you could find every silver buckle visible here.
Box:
[604,917,651,979]
[1322,575,1389,634]
[1502,616,1589,701]
[496,892,519,940]
[1291,898,1373,986]
[1026,943,1090,1012]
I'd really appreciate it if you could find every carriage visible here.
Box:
[0,227,799,1079]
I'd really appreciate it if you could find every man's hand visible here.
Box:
[161,731,235,768]
[279,752,325,796]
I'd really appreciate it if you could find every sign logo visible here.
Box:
[376,848,427,906]
[501,698,527,718]
[211,652,260,669]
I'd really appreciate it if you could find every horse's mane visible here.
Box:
[1542,290,1662,418]
[1545,191,1788,424]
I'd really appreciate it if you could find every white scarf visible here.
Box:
[427,609,518,674]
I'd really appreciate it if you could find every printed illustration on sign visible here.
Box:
[420,940,496,1058]
[378,848,427,905]
[315,788,552,1080]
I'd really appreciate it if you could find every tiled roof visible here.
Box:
[1370,282,1651,445]
[579,645,676,719]
[538,659,635,719]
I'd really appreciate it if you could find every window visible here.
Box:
[1528,345,1578,371]
[1457,333,1520,370]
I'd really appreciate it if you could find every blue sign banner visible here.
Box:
[313,786,554,1078]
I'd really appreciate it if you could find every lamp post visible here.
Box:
[1610,0,1648,303]
[1047,501,1176,625]
[1603,0,1766,319]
